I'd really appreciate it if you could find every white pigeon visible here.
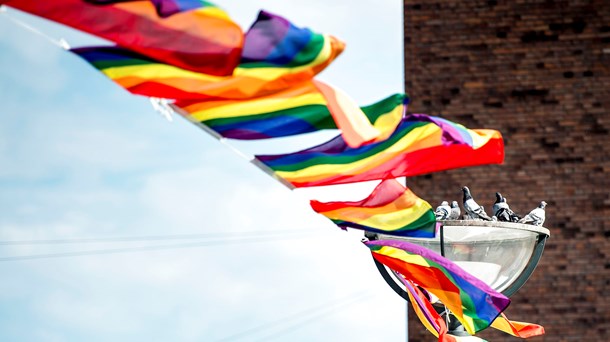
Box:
[519,201,547,226]
[449,201,461,220]
[462,186,492,221]
[493,192,520,222]
[435,201,451,220]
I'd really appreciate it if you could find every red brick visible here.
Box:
[404,0,610,340]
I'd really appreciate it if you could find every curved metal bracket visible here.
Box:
[372,257,410,301]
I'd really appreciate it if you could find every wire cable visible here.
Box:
[0,228,316,245]
[0,233,315,262]
[253,292,375,341]
[0,6,70,49]
[215,290,374,341]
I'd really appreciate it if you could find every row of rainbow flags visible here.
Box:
[1,1,543,340]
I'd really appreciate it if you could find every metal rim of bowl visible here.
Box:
[370,220,550,299]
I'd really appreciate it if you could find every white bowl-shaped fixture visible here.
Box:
[376,220,550,297]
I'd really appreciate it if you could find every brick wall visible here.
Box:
[403,0,610,340]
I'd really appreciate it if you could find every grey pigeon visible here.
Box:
[449,201,461,220]
[519,201,547,226]
[493,192,520,222]
[462,186,492,221]
[435,201,451,220]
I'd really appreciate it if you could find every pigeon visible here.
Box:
[435,201,451,220]
[449,201,461,220]
[519,201,547,226]
[493,192,520,222]
[462,186,493,221]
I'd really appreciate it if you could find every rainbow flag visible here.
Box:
[240,11,342,69]
[312,80,402,147]
[400,277,457,341]
[85,0,227,18]
[400,274,543,340]
[255,114,504,188]
[173,81,407,146]
[69,11,344,101]
[152,0,226,18]
[310,179,436,237]
[2,0,243,75]
[365,239,510,334]
[491,313,545,338]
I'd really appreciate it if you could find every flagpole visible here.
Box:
[403,177,409,342]
[405,303,409,342]
[403,0,409,336]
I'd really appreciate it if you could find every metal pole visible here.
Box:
[439,224,445,257]
[405,302,409,342]
[403,177,409,342]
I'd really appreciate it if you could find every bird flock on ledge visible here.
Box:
[435,186,547,227]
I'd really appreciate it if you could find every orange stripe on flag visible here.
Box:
[313,80,381,147]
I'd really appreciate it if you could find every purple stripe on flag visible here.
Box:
[242,11,290,61]
[405,113,473,146]
[400,276,440,331]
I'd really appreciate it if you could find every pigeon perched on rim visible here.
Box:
[449,201,461,220]
[462,186,492,221]
[519,201,547,226]
[435,201,451,220]
[493,192,520,222]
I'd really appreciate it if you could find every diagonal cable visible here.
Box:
[0,6,70,49]
[215,290,374,342]
[0,233,315,262]
[253,292,375,342]
[0,228,315,245]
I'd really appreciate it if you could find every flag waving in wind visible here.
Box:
[399,273,544,341]
[69,10,344,101]
[310,179,437,237]
[365,239,510,335]
[2,0,243,75]
[172,82,408,147]
[255,114,504,188]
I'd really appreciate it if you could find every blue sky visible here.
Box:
[0,1,408,341]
